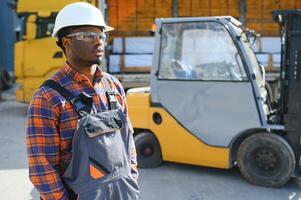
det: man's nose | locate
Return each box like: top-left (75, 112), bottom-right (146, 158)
top-left (92, 36), bottom-right (105, 46)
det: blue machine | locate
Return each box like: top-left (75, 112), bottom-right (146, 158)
top-left (0, 0), bottom-right (15, 89)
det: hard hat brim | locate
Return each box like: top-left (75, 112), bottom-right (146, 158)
top-left (104, 25), bottom-right (114, 32)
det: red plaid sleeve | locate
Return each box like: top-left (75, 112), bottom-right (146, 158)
top-left (26, 93), bottom-right (68, 200)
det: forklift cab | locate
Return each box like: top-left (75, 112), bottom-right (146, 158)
top-left (127, 15), bottom-right (300, 187)
top-left (151, 17), bottom-right (272, 146)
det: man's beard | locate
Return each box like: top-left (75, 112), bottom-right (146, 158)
top-left (87, 56), bottom-right (103, 66)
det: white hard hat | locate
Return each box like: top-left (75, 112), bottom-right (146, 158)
top-left (52, 2), bottom-right (113, 38)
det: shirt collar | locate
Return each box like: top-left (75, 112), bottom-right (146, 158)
top-left (62, 62), bottom-right (103, 83)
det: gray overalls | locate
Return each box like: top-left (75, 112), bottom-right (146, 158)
top-left (43, 77), bottom-right (139, 200)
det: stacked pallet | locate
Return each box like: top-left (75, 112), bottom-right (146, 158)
top-left (254, 37), bottom-right (281, 71)
top-left (108, 36), bottom-right (281, 74)
top-left (109, 37), bottom-right (153, 73)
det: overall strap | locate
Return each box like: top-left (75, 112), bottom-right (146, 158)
top-left (101, 76), bottom-right (118, 110)
top-left (42, 80), bottom-right (91, 117)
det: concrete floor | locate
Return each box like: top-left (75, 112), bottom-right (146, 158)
top-left (0, 88), bottom-right (300, 200)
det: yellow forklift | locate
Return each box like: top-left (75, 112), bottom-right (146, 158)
top-left (127, 11), bottom-right (301, 187)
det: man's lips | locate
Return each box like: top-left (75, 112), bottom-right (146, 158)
top-left (92, 46), bottom-right (103, 55)
top-left (92, 50), bottom-right (103, 56)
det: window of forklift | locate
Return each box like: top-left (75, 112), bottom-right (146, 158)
top-left (36, 14), bottom-right (56, 39)
top-left (158, 21), bottom-right (248, 81)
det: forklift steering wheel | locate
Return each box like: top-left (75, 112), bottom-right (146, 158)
top-left (171, 59), bottom-right (196, 79)
top-left (171, 59), bottom-right (186, 71)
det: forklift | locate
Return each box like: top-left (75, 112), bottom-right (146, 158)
top-left (126, 10), bottom-right (301, 187)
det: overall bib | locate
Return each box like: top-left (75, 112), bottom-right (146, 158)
top-left (43, 77), bottom-right (139, 200)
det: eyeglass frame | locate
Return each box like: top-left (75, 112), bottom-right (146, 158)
top-left (66, 31), bottom-right (107, 42)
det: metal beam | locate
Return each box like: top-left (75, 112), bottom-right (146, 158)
top-left (239, 0), bottom-right (246, 24)
top-left (172, 0), bottom-right (178, 17)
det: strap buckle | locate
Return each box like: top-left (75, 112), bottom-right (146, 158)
top-left (70, 92), bottom-right (93, 117)
top-left (106, 91), bottom-right (118, 110)
top-left (70, 96), bottom-right (88, 116)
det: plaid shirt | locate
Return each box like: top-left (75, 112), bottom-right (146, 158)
top-left (26, 63), bottom-right (138, 200)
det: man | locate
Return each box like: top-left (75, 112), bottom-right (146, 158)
top-left (26, 2), bottom-right (139, 200)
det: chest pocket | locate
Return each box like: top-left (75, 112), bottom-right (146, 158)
top-left (84, 110), bottom-right (124, 137)
top-left (82, 109), bottom-right (127, 177)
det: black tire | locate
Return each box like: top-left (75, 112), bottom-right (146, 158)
top-left (134, 131), bottom-right (162, 168)
top-left (0, 69), bottom-right (14, 90)
top-left (237, 133), bottom-right (295, 187)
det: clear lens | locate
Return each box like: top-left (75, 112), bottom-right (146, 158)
top-left (67, 32), bottom-right (106, 42)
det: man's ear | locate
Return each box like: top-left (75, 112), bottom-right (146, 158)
top-left (62, 36), bottom-right (71, 50)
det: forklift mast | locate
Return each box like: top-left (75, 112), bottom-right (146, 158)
top-left (273, 10), bottom-right (301, 169)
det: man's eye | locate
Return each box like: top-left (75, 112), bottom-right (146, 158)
top-left (85, 35), bottom-right (94, 40)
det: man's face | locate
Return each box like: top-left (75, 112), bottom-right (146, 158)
top-left (64, 26), bottom-right (105, 66)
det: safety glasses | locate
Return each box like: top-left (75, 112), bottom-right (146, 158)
top-left (67, 32), bottom-right (106, 42)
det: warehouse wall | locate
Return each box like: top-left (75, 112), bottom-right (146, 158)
top-left (177, 0), bottom-right (240, 18)
top-left (107, 0), bottom-right (301, 37)
top-left (108, 0), bottom-right (173, 37)
top-left (246, 0), bottom-right (301, 36)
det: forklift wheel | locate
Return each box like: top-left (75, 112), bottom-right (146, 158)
top-left (237, 133), bottom-right (295, 187)
top-left (134, 131), bottom-right (162, 169)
